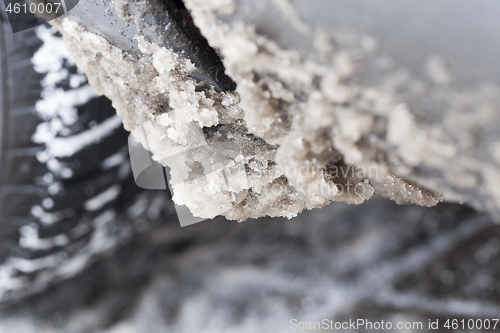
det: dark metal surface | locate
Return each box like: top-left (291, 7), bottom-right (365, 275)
top-left (66, 0), bottom-right (236, 92)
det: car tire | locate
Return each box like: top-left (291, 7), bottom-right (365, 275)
top-left (0, 13), bottom-right (158, 303)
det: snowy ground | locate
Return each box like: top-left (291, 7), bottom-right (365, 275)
top-left (0, 196), bottom-right (498, 332)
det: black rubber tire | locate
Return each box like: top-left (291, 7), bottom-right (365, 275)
top-left (0, 13), bottom-right (155, 303)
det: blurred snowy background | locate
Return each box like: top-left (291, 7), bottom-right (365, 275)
top-left (1, 195), bottom-right (498, 332)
